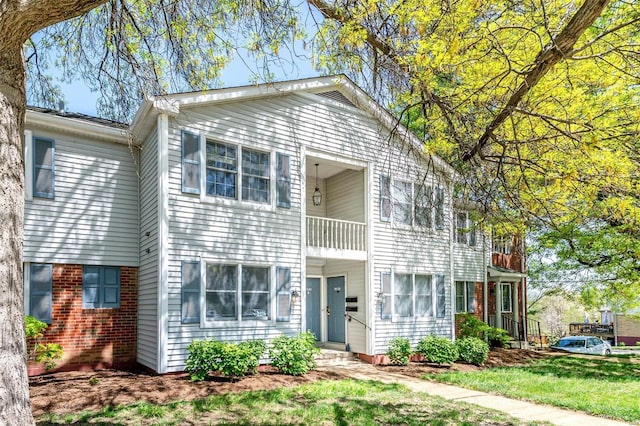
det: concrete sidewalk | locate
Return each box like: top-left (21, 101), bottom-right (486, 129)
top-left (316, 359), bottom-right (631, 426)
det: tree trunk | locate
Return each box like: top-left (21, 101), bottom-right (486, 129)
top-left (0, 44), bottom-right (33, 425)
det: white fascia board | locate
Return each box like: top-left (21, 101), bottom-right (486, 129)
top-left (159, 76), bottom-right (342, 107)
top-left (26, 110), bottom-right (130, 144)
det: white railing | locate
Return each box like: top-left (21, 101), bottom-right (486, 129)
top-left (307, 216), bottom-right (367, 252)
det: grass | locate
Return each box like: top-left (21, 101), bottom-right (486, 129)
top-left (426, 355), bottom-right (640, 423)
top-left (36, 379), bottom-right (549, 425)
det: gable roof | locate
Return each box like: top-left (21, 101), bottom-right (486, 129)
top-left (130, 74), bottom-right (456, 177)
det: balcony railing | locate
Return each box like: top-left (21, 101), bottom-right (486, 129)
top-left (569, 323), bottom-right (614, 336)
top-left (307, 216), bottom-right (366, 252)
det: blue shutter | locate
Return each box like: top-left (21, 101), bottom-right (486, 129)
top-left (182, 260), bottom-right (201, 323)
top-left (102, 267), bottom-right (121, 308)
top-left (33, 137), bottom-right (55, 199)
top-left (435, 187), bottom-right (445, 230)
top-left (276, 267), bottom-right (291, 322)
top-left (83, 266), bottom-right (120, 308)
top-left (380, 273), bottom-right (392, 319)
top-left (276, 153), bottom-right (291, 208)
top-left (380, 175), bottom-right (391, 222)
top-left (436, 275), bottom-right (446, 318)
top-left (182, 130), bottom-right (201, 194)
top-left (30, 264), bottom-right (52, 323)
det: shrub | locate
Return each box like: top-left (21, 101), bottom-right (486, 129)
top-left (455, 337), bottom-right (489, 366)
top-left (486, 327), bottom-right (511, 348)
top-left (416, 335), bottom-right (458, 365)
top-left (386, 337), bottom-right (412, 366)
top-left (457, 313), bottom-right (489, 339)
top-left (185, 338), bottom-right (266, 381)
top-left (25, 316), bottom-right (63, 371)
top-left (618, 341), bottom-right (626, 347)
top-left (269, 331), bottom-right (320, 376)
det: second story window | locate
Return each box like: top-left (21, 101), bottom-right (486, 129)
top-left (242, 149), bottom-right (270, 203)
top-left (493, 234), bottom-right (512, 254)
top-left (183, 131), bottom-right (290, 208)
top-left (380, 174), bottom-right (444, 229)
top-left (454, 211), bottom-right (477, 246)
top-left (206, 141), bottom-right (238, 199)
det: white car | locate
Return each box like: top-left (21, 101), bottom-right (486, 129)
top-left (552, 336), bottom-right (612, 355)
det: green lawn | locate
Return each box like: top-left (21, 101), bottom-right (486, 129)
top-left (37, 379), bottom-right (549, 425)
top-left (426, 355), bottom-right (640, 423)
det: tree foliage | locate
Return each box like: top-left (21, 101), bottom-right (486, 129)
top-left (309, 0), bottom-right (640, 304)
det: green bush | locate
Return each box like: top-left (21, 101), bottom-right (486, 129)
top-left (618, 341), bottom-right (626, 347)
top-left (486, 327), bottom-right (511, 348)
top-left (185, 338), bottom-right (266, 381)
top-left (269, 331), bottom-right (320, 376)
top-left (386, 337), bottom-right (412, 366)
top-left (457, 313), bottom-right (489, 339)
top-left (455, 337), bottom-right (489, 366)
top-left (25, 316), bottom-right (63, 371)
top-left (416, 335), bottom-right (458, 365)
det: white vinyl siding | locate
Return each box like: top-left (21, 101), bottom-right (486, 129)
top-left (137, 131), bottom-right (159, 371)
top-left (24, 129), bottom-right (139, 267)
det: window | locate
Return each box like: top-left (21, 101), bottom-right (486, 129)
top-left (276, 153), bottom-right (291, 208)
top-left (242, 148), bottom-right (270, 203)
top-left (205, 264), bottom-right (276, 322)
top-left (501, 283), bottom-right (512, 312)
top-left (34, 137), bottom-right (55, 198)
top-left (181, 261), bottom-right (201, 323)
top-left (454, 211), bottom-right (477, 246)
top-left (206, 264), bottom-right (238, 320)
top-left (30, 264), bottom-right (52, 323)
top-left (415, 275), bottom-right (433, 316)
top-left (181, 131), bottom-right (201, 194)
top-left (242, 266), bottom-right (270, 318)
top-left (394, 274), bottom-right (413, 317)
top-left (455, 281), bottom-right (476, 313)
top-left (83, 266), bottom-right (120, 309)
top-left (379, 175), bottom-right (442, 228)
top-left (206, 141), bottom-right (237, 198)
top-left (493, 235), bottom-right (512, 254)
top-left (382, 273), bottom-right (444, 320)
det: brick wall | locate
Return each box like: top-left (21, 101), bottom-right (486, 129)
top-left (28, 264), bottom-right (138, 375)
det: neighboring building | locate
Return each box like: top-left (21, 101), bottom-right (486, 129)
top-left (570, 308), bottom-right (639, 346)
top-left (23, 75), bottom-right (530, 374)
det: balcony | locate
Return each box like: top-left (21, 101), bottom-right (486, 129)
top-left (306, 216), bottom-right (367, 260)
top-left (569, 322), bottom-right (614, 337)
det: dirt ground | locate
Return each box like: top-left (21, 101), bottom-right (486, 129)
top-left (30, 348), bottom-right (552, 417)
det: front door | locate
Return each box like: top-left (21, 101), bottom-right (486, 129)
top-left (327, 276), bottom-right (345, 343)
top-left (305, 278), bottom-right (321, 341)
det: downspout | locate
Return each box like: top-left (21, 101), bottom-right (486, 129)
top-left (449, 184), bottom-right (455, 341)
top-left (483, 232), bottom-right (488, 324)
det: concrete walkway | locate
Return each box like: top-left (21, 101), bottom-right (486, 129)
top-left (316, 359), bottom-right (632, 426)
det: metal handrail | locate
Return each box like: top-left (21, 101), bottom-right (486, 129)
top-left (345, 313), bottom-right (371, 330)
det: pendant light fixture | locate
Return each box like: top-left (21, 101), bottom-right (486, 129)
top-left (313, 163), bottom-right (322, 206)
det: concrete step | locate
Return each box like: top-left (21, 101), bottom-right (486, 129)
top-left (315, 348), bottom-right (357, 366)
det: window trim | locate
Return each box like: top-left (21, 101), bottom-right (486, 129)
top-left (379, 175), bottom-right (441, 229)
top-left (202, 262), bottom-right (278, 327)
top-left (455, 281), bottom-right (476, 314)
top-left (500, 283), bottom-right (512, 313)
top-left (197, 136), bottom-right (279, 209)
top-left (383, 271), bottom-right (445, 321)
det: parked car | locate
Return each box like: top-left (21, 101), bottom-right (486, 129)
top-left (552, 336), bottom-right (612, 355)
